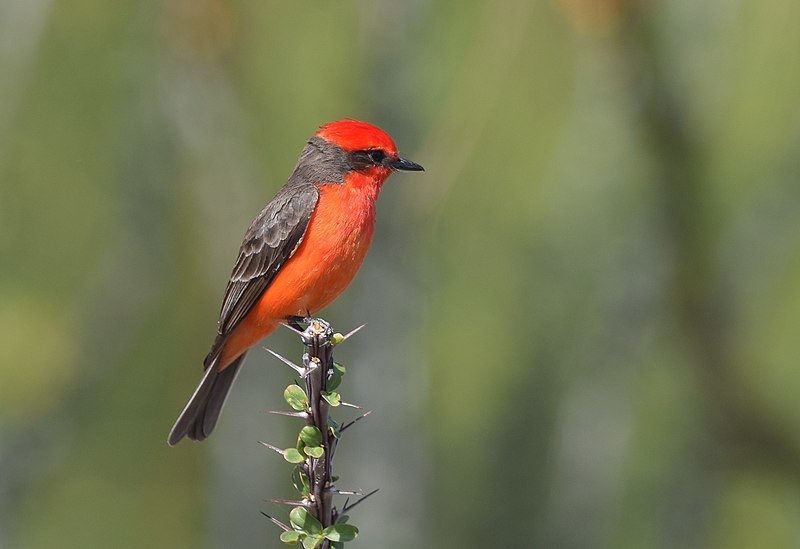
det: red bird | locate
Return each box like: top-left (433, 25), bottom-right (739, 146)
top-left (168, 120), bottom-right (423, 445)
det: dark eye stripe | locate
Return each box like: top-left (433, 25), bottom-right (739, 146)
top-left (367, 149), bottom-right (386, 163)
top-left (349, 149), bottom-right (388, 171)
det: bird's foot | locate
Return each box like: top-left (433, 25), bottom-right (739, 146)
top-left (287, 316), bottom-right (307, 331)
top-left (287, 312), bottom-right (316, 331)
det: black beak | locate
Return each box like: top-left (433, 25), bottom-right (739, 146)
top-left (388, 156), bottom-right (424, 172)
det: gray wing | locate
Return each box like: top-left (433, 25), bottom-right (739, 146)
top-left (212, 182), bottom-right (319, 352)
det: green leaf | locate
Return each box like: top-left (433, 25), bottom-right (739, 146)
top-left (284, 448), bottom-right (306, 464)
top-left (304, 445), bottom-right (324, 458)
top-left (328, 418), bottom-right (341, 439)
top-left (328, 416), bottom-right (342, 438)
top-left (330, 333), bottom-right (344, 346)
top-left (302, 534), bottom-right (322, 549)
top-left (322, 524), bottom-right (359, 542)
top-left (280, 530), bottom-right (302, 544)
top-left (299, 425), bottom-right (322, 447)
top-left (326, 362), bottom-right (346, 390)
top-left (284, 385), bottom-right (309, 411)
top-left (321, 391), bottom-right (341, 407)
top-left (326, 377), bottom-right (340, 392)
top-left (336, 514), bottom-right (349, 524)
top-left (292, 466), bottom-right (310, 497)
top-left (289, 507), bottom-right (323, 535)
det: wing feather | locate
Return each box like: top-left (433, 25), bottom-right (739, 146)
top-left (214, 183), bottom-right (319, 349)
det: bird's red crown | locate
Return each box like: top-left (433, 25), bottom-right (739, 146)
top-left (316, 119), bottom-right (399, 156)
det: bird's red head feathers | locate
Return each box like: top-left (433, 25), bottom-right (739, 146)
top-left (316, 119), bottom-right (399, 156)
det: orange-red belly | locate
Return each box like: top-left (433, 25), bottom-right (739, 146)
top-left (219, 183), bottom-right (377, 369)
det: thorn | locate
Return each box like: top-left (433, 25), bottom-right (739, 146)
top-left (260, 512), bottom-right (290, 531)
top-left (340, 401), bottom-right (362, 409)
top-left (333, 489), bottom-right (363, 496)
top-left (258, 441), bottom-right (285, 456)
top-left (342, 488), bottom-right (379, 514)
top-left (264, 348), bottom-right (306, 376)
top-left (270, 498), bottom-right (309, 506)
top-left (340, 410), bottom-right (372, 432)
top-left (268, 410), bottom-right (309, 419)
top-left (340, 323), bottom-right (367, 342)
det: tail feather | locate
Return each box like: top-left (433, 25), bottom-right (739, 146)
top-left (168, 353), bottom-right (247, 445)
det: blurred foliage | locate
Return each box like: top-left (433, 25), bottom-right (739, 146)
top-left (1, 0), bottom-right (800, 548)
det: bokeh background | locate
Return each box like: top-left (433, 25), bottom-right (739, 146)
top-left (2, 0), bottom-right (800, 547)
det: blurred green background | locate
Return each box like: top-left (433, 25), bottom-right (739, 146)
top-left (2, 0), bottom-right (800, 547)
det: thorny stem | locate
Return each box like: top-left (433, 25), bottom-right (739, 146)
top-left (267, 318), bottom-right (368, 548)
top-left (301, 319), bottom-right (339, 545)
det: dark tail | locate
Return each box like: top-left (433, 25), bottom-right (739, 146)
top-left (167, 353), bottom-right (247, 445)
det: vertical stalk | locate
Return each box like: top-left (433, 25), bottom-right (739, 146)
top-left (264, 319), bottom-right (366, 548)
top-left (301, 319), bottom-right (337, 536)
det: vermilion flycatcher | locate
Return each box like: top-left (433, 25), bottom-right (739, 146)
top-left (168, 120), bottom-right (423, 445)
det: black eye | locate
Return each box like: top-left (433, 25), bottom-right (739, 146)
top-left (367, 149), bottom-right (386, 164)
